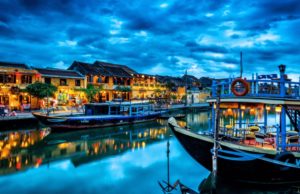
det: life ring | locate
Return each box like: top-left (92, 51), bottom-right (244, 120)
top-left (274, 152), bottom-right (296, 171)
top-left (231, 78), bottom-right (249, 96)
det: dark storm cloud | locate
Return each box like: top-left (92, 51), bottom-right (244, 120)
top-left (186, 41), bottom-right (229, 54)
top-left (231, 0), bottom-right (300, 33)
top-left (0, 0), bottom-right (299, 79)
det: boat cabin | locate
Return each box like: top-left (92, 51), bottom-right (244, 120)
top-left (208, 65), bottom-right (300, 152)
top-left (84, 100), bottom-right (154, 116)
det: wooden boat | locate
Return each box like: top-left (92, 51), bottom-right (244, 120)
top-left (169, 65), bottom-right (300, 184)
top-left (33, 101), bottom-right (165, 131)
top-left (159, 114), bottom-right (186, 119)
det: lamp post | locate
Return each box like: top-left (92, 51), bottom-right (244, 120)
top-left (278, 64), bottom-right (286, 97)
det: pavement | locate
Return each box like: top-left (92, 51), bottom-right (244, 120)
top-left (0, 108), bottom-right (84, 121)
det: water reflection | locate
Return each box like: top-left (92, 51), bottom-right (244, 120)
top-left (0, 109), bottom-right (295, 194)
top-left (0, 122), bottom-right (171, 175)
top-left (0, 128), bottom-right (50, 173)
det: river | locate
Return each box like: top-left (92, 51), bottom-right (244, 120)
top-left (0, 109), bottom-right (296, 193)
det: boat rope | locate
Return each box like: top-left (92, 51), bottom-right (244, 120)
top-left (214, 140), bottom-right (300, 169)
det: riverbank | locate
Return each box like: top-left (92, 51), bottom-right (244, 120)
top-left (0, 102), bottom-right (210, 130)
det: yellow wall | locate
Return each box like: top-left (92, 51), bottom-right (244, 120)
top-left (132, 76), bottom-right (167, 99)
top-left (41, 76), bottom-right (86, 105)
top-left (0, 67), bottom-right (39, 110)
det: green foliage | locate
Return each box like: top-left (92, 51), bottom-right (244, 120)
top-left (154, 88), bottom-right (161, 93)
top-left (78, 84), bottom-right (103, 102)
top-left (115, 86), bottom-right (131, 92)
top-left (25, 82), bottom-right (57, 99)
top-left (170, 94), bottom-right (177, 100)
top-left (166, 81), bottom-right (176, 90)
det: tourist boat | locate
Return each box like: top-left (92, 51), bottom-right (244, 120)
top-left (33, 100), bottom-right (165, 130)
top-left (168, 65), bottom-right (300, 184)
top-left (159, 114), bottom-right (186, 119)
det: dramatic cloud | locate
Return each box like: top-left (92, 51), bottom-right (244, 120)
top-left (0, 0), bottom-right (299, 79)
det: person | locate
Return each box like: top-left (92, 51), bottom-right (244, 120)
top-left (20, 103), bottom-right (24, 112)
top-left (39, 99), bottom-right (45, 109)
top-left (52, 98), bottom-right (58, 111)
top-left (8, 111), bottom-right (17, 116)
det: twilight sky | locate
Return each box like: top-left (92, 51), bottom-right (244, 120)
top-left (0, 0), bottom-right (300, 79)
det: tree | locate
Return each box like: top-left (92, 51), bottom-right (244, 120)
top-left (154, 88), bottom-right (161, 95)
top-left (171, 94), bottom-right (177, 100)
top-left (26, 82), bottom-right (57, 99)
top-left (115, 85), bottom-right (132, 92)
top-left (165, 81), bottom-right (176, 90)
top-left (78, 84), bottom-right (103, 102)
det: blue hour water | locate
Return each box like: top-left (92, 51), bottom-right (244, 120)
top-left (0, 109), bottom-right (296, 193)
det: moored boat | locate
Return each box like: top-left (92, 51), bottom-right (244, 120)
top-left (159, 114), bottom-right (186, 119)
top-left (33, 100), bottom-right (165, 131)
top-left (169, 65), bottom-right (300, 184)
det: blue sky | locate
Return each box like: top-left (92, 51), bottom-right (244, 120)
top-left (0, 0), bottom-right (300, 79)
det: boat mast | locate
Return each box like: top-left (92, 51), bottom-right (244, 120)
top-left (185, 69), bottom-right (188, 106)
top-left (212, 86), bottom-right (221, 191)
top-left (240, 51), bottom-right (243, 78)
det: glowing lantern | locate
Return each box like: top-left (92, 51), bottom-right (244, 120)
top-left (275, 106), bottom-right (282, 113)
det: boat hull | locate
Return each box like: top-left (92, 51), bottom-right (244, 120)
top-left (33, 112), bottom-right (162, 131)
top-left (168, 120), bottom-right (300, 184)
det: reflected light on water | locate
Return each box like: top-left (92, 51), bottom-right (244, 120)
top-left (2, 109), bottom-right (289, 193)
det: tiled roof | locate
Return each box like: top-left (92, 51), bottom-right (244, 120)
top-left (0, 61), bottom-right (29, 69)
top-left (69, 61), bottom-right (135, 78)
top-left (156, 75), bottom-right (185, 86)
top-left (35, 68), bottom-right (84, 78)
top-left (68, 61), bottom-right (100, 75)
top-left (94, 61), bottom-right (137, 75)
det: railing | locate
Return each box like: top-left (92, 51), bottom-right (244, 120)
top-left (212, 77), bottom-right (300, 99)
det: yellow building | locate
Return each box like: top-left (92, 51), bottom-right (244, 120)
top-left (35, 68), bottom-right (86, 106)
top-left (0, 61), bottom-right (40, 110)
top-left (131, 74), bottom-right (167, 99)
top-left (69, 61), bottom-right (134, 102)
top-left (156, 75), bottom-right (187, 103)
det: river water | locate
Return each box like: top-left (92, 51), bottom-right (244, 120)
top-left (0, 109), bottom-right (296, 194)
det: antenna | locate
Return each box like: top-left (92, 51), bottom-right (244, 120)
top-left (240, 52), bottom-right (243, 78)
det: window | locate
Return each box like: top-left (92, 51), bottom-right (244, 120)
top-left (21, 75), bottom-right (32, 84)
top-left (60, 79), bottom-right (67, 86)
top-left (45, 77), bottom-right (51, 84)
top-left (0, 74), bottom-right (16, 83)
top-left (104, 76), bottom-right (109, 83)
top-left (75, 79), bottom-right (81, 86)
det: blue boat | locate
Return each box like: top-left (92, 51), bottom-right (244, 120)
top-left (169, 65), bottom-right (300, 184)
top-left (33, 101), bottom-right (165, 131)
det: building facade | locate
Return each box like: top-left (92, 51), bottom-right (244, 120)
top-left (69, 61), bottom-right (134, 102)
top-left (0, 62), bottom-right (40, 110)
top-left (131, 74), bottom-right (167, 99)
top-left (35, 68), bottom-right (86, 106)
